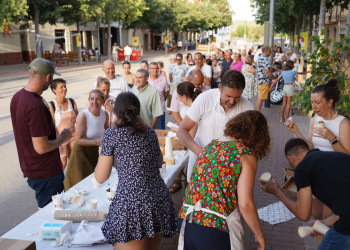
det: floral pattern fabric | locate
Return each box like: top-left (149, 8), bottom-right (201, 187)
top-left (242, 64), bottom-right (257, 100)
top-left (179, 140), bottom-right (254, 233)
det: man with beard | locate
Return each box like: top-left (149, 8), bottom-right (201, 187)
top-left (10, 58), bottom-right (72, 208)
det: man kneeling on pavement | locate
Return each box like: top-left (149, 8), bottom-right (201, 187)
top-left (260, 138), bottom-right (350, 250)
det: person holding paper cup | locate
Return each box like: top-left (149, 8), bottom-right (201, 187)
top-left (285, 78), bottom-right (350, 243)
top-left (260, 138), bottom-right (350, 249)
top-left (178, 111), bottom-right (270, 250)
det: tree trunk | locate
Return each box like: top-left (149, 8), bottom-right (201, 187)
top-left (308, 14), bottom-right (313, 53)
top-left (319, 0), bottom-right (326, 36)
top-left (33, 2), bottom-right (40, 58)
top-left (296, 19), bottom-right (301, 52)
top-left (77, 22), bottom-right (82, 66)
top-left (107, 22), bottom-right (111, 60)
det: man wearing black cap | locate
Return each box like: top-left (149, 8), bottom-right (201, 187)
top-left (10, 58), bottom-right (72, 209)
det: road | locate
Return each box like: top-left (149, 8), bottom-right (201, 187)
top-left (0, 53), bottom-right (172, 235)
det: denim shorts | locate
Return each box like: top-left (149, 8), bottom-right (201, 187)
top-left (318, 226), bottom-right (350, 250)
top-left (27, 172), bottom-right (64, 208)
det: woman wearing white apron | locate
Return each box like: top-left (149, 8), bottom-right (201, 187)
top-left (178, 111), bottom-right (270, 250)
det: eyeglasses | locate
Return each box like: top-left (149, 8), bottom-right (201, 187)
top-left (189, 64), bottom-right (194, 66)
top-left (149, 68), bottom-right (159, 70)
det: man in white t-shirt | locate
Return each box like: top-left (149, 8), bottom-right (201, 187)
top-left (93, 60), bottom-right (130, 100)
top-left (184, 52), bottom-right (212, 87)
top-left (177, 70), bottom-right (254, 182)
top-left (177, 40), bottom-right (183, 52)
top-left (123, 44), bottom-right (132, 62)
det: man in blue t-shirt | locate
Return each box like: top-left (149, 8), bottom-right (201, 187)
top-left (260, 138), bottom-right (350, 249)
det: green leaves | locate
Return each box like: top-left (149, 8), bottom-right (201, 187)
top-left (0, 0), bottom-right (27, 29)
top-left (293, 28), bottom-right (350, 118)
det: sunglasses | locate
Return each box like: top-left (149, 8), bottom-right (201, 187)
top-left (189, 64), bottom-right (194, 66)
top-left (176, 59), bottom-right (182, 61)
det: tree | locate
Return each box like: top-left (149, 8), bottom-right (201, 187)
top-left (233, 24), bottom-right (249, 38)
top-left (60, 0), bottom-right (103, 65)
top-left (0, 0), bottom-right (27, 30)
top-left (102, 0), bottom-right (146, 60)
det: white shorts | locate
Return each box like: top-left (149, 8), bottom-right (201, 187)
top-left (283, 84), bottom-right (295, 97)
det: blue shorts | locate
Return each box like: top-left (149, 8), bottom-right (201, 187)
top-left (178, 218), bottom-right (230, 250)
top-left (318, 227), bottom-right (350, 250)
top-left (27, 172), bottom-right (64, 208)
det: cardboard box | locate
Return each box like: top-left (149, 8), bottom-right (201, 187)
top-left (0, 238), bottom-right (36, 250)
top-left (155, 129), bottom-right (185, 151)
top-left (282, 177), bottom-right (297, 197)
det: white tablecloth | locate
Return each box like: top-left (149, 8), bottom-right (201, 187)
top-left (1, 150), bottom-right (188, 249)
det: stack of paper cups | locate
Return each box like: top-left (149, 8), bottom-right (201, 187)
top-left (312, 220), bottom-right (330, 235)
top-left (298, 226), bottom-right (313, 238)
top-left (165, 136), bottom-right (174, 158)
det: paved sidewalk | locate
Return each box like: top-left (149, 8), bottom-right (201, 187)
top-left (160, 102), bottom-right (311, 250)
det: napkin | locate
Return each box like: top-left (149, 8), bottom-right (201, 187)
top-left (68, 220), bottom-right (105, 247)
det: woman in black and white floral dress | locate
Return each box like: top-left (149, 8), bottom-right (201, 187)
top-left (94, 92), bottom-right (177, 249)
top-left (242, 56), bottom-right (257, 100)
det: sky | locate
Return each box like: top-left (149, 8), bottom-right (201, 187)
top-left (228, 0), bottom-right (256, 21)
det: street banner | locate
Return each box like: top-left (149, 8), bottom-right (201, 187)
top-left (300, 32), bottom-right (308, 50)
top-left (164, 36), bottom-right (169, 45)
top-left (76, 34), bottom-right (81, 47)
top-left (132, 37), bottom-right (139, 46)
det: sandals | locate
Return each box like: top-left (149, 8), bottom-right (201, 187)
top-left (280, 118), bottom-right (285, 123)
top-left (169, 180), bottom-right (182, 194)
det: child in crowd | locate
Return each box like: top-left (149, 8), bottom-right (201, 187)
top-left (270, 60), bottom-right (298, 123)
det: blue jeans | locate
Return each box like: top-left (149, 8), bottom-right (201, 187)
top-left (27, 172), bottom-right (64, 208)
top-left (157, 112), bottom-right (165, 129)
top-left (318, 227), bottom-right (350, 250)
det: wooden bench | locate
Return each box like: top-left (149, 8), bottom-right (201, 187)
top-left (52, 54), bottom-right (73, 66)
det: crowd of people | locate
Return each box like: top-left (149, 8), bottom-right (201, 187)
top-left (9, 40), bottom-right (350, 249)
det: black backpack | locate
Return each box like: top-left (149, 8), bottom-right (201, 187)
top-left (50, 98), bottom-right (75, 112)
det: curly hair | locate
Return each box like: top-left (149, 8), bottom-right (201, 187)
top-left (224, 110), bottom-right (270, 159)
top-left (114, 92), bottom-right (147, 136)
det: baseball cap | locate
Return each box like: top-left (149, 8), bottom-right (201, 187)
top-left (28, 58), bottom-right (61, 76)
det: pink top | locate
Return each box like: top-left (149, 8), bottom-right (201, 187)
top-left (230, 60), bottom-right (244, 72)
top-left (170, 85), bottom-right (209, 113)
top-left (148, 75), bottom-right (169, 112)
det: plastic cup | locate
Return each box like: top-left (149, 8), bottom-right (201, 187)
top-left (91, 177), bottom-right (100, 189)
top-left (298, 226), bottom-right (313, 238)
top-left (312, 220), bottom-right (329, 235)
top-left (106, 187), bottom-right (116, 202)
top-left (52, 194), bottom-right (63, 210)
top-left (86, 199), bottom-right (97, 209)
top-left (260, 172), bottom-right (271, 181)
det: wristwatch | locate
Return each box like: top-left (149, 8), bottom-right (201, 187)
top-left (329, 138), bottom-right (338, 145)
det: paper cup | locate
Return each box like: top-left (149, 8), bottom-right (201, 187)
top-left (314, 122), bottom-right (325, 129)
top-left (52, 194), bottom-right (63, 210)
top-left (87, 199), bottom-right (98, 209)
top-left (91, 177), bottom-right (100, 189)
top-left (106, 187), bottom-right (116, 202)
top-left (260, 172), bottom-right (271, 181)
top-left (312, 220), bottom-right (329, 235)
top-left (298, 226), bottom-right (313, 238)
